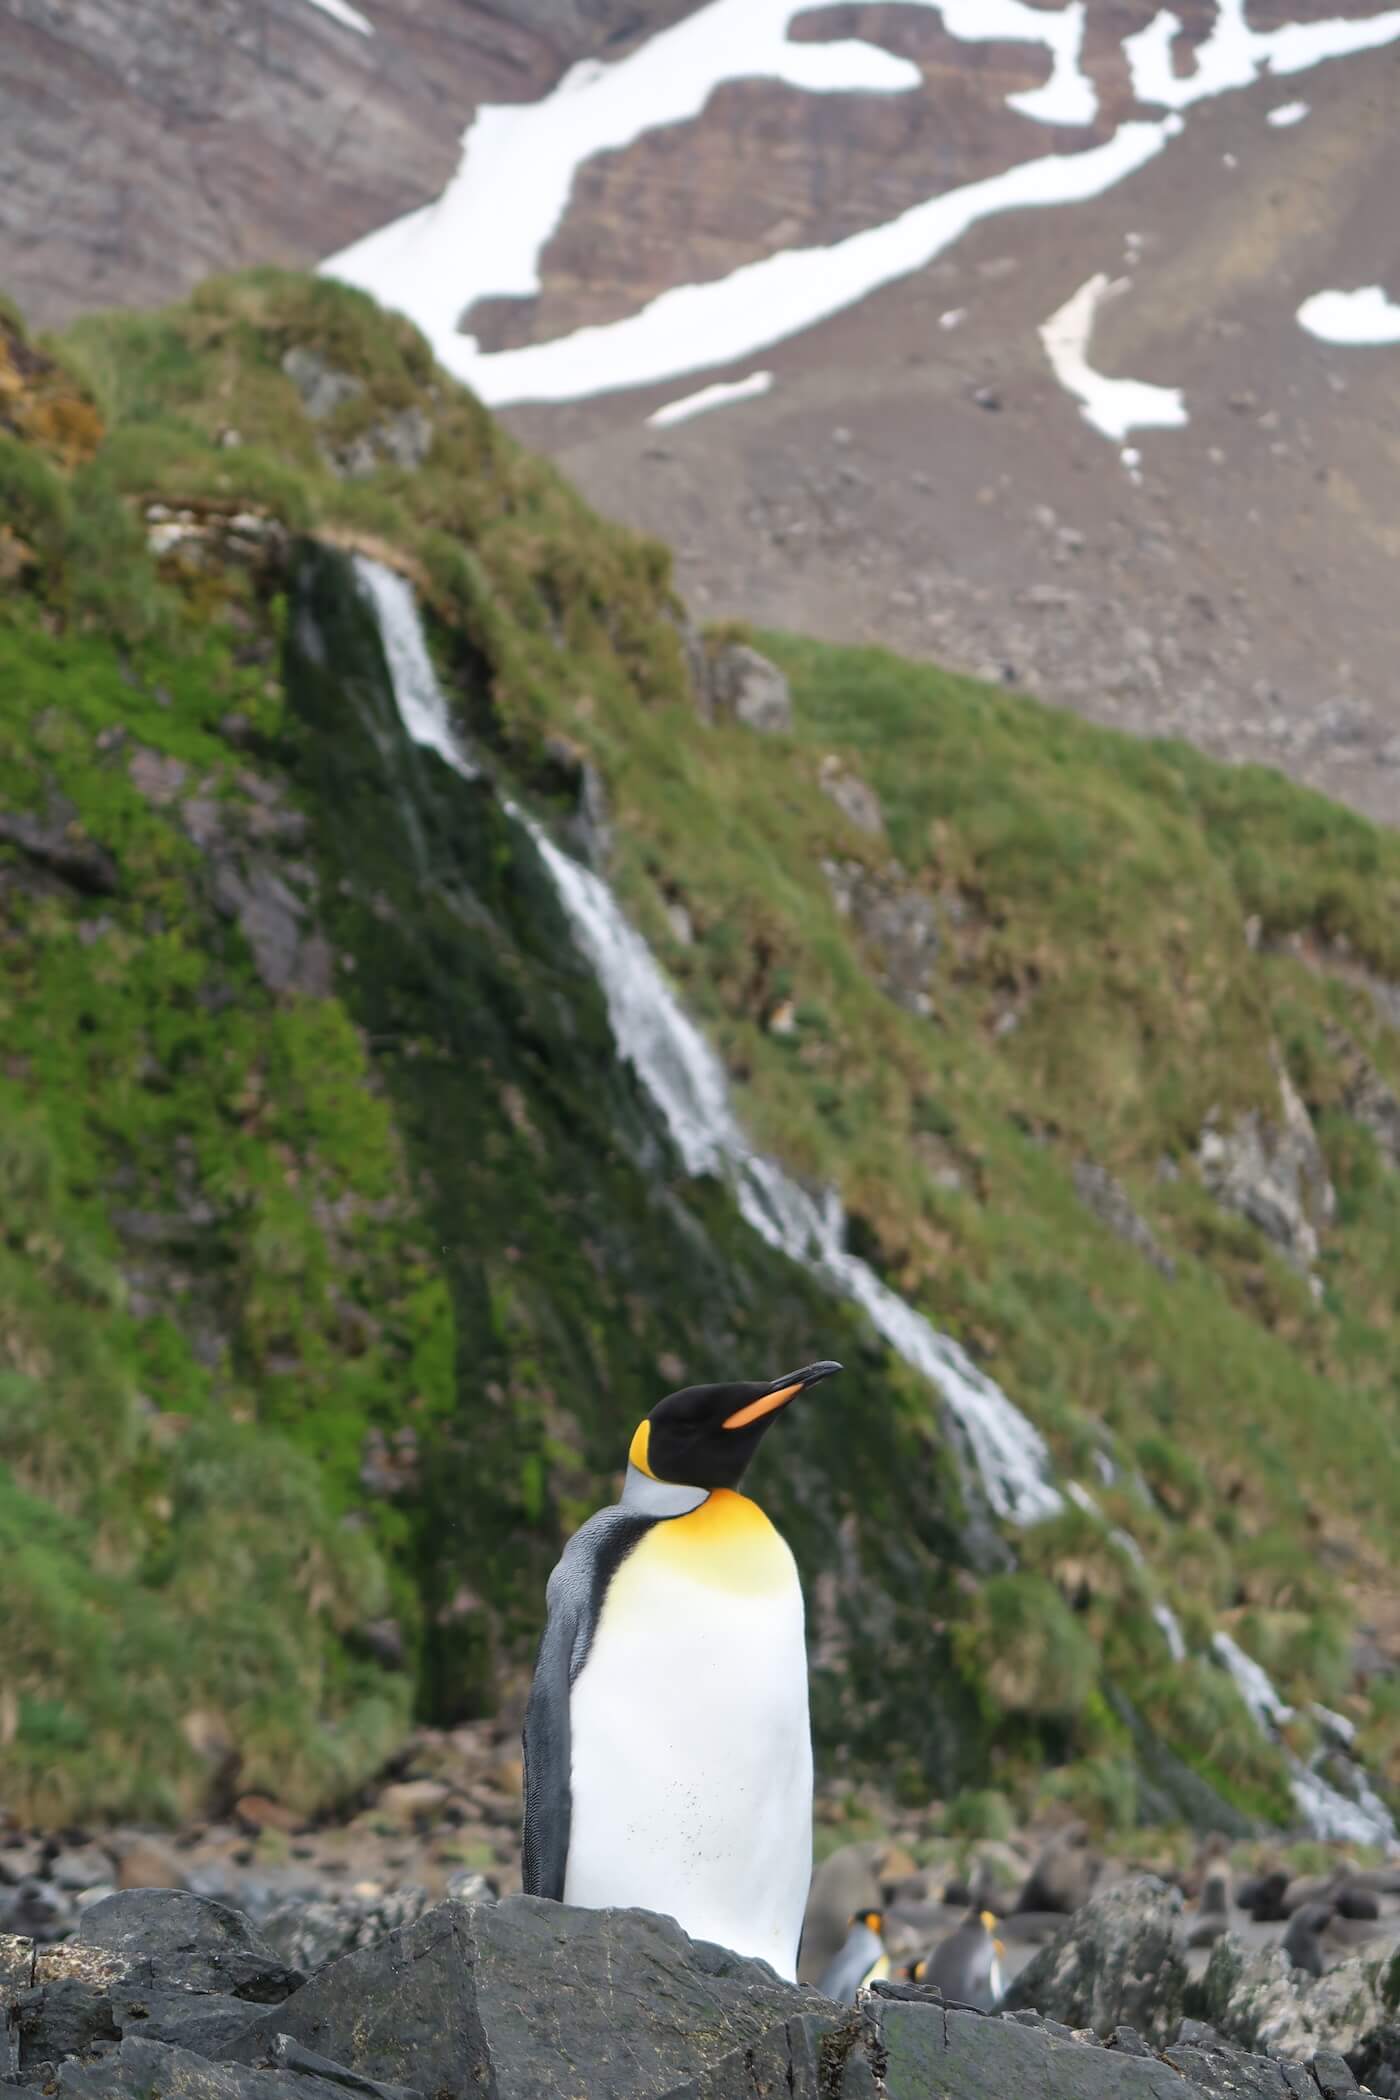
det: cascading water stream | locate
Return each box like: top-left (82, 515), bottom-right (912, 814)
top-left (353, 554), bottom-right (1397, 1844)
top-left (351, 555), bottom-right (1059, 1525)
top-left (1212, 1632), bottom-right (1396, 1848)
top-left (1066, 1483), bottom-right (1185, 1660)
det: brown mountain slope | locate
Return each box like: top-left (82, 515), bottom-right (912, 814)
top-left (0, 0), bottom-right (694, 330)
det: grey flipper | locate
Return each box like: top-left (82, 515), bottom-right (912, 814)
top-left (520, 1506), bottom-right (655, 1899)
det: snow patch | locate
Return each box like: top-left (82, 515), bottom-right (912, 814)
top-left (1298, 285), bottom-right (1400, 345)
top-left (1125, 1), bottom-right (1400, 111)
top-left (1039, 273), bottom-right (1188, 453)
top-left (1267, 99), bottom-right (1309, 125)
top-left (934, 0), bottom-right (1097, 126)
top-left (301, 0), bottom-right (372, 32)
top-left (412, 123), bottom-right (1170, 406)
top-left (646, 371), bottom-right (773, 427)
top-left (323, 0), bottom-right (1109, 404)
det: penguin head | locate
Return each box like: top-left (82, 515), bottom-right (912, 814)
top-left (630, 1360), bottom-right (842, 1490)
top-left (852, 1908), bottom-right (884, 1936)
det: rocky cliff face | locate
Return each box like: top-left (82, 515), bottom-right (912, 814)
top-left (0, 0), bottom-right (694, 331)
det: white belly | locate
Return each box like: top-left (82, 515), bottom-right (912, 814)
top-left (564, 1510), bottom-right (812, 1980)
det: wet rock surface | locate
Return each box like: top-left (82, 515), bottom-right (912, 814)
top-left (1, 1887), bottom-right (1381, 2100)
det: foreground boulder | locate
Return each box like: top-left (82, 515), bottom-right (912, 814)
top-left (225, 1897), bottom-right (812, 2100)
top-left (0, 1886), bottom-right (1382, 2100)
top-left (1200, 1935), bottom-right (1400, 2092)
top-left (1002, 1877), bottom-right (1188, 2044)
top-left (8, 1891), bottom-right (303, 2079)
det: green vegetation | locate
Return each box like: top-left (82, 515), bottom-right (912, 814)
top-left (1, 273), bottom-right (1398, 1832)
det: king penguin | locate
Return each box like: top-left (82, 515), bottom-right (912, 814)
top-left (818, 1910), bottom-right (890, 2004)
top-left (918, 1908), bottom-right (1005, 2011)
top-left (521, 1359), bottom-right (842, 1981)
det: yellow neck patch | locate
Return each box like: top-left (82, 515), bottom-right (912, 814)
top-left (628, 1419), bottom-right (654, 1478)
top-left (646, 1488), bottom-right (795, 1596)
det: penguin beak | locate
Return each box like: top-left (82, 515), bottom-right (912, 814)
top-left (722, 1360), bottom-right (842, 1430)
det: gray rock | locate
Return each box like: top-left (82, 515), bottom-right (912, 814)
top-left (208, 858), bottom-right (334, 996)
top-left (0, 1845), bottom-right (45, 1889)
top-left (857, 1990), bottom-right (1330, 2100)
top-left (58, 2035), bottom-right (421, 2100)
top-left (50, 1853), bottom-right (117, 1898)
top-left (1328, 1029), bottom-right (1400, 1174)
top-left (1197, 1066), bottom-right (1334, 1275)
top-left (822, 859), bottom-right (938, 1016)
top-left (258, 1890), bottom-right (434, 1978)
top-left (281, 350), bottom-right (365, 424)
top-left (818, 757), bottom-right (885, 837)
top-left (5, 1893), bottom-right (1379, 2100)
top-left (280, 349), bottom-right (435, 478)
top-left (1199, 1934), bottom-right (1396, 2076)
top-left (0, 802), bottom-right (119, 897)
top-left (1073, 1161), bottom-right (1175, 1278)
top-left (653, 2010), bottom-right (851, 2100)
top-left (226, 1897), bottom-right (817, 2098)
top-left (708, 644), bottom-right (793, 734)
top-left (7, 1895), bottom-right (301, 2084)
top-left (78, 1891), bottom-right (297, 2005)
top-left (2, 1880), bottom-right (77, 1944)
top-left (1002, 1877), bottom-right (1188, 2044)
top-left (366, 407), bottom-right (435, 474)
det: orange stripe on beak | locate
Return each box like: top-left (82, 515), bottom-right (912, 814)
top-left (722, 1381), bottom-right (801, 1430)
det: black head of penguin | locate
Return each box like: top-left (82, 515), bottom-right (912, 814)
top-left (631, 1361), bottom-right (842, 1490)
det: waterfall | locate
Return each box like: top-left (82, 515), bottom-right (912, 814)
top-left (1212, 1631), bottom-right (1396, 1848)
top-left (352, 554), bottom-right (1061, 1525)
top-left (1066, 1482), bottom-right (1185, 1659)
top-left (352, 558), bottom-right (479, 782)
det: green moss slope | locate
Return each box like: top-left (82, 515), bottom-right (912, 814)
top-left (2, 274), bottom-right (1398, 1831)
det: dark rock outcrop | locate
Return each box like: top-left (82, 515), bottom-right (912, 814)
top-left (686, 635), bottom-right (793, 734)
top-left (9, 1893), bottom-right (302, 2086)
top-left (1002, 1878), bottom-right (1188, 2045)
top-left (2, 1887), bottom-right (1381, 2100)
top-left (1073, 1161), bottom-right (1176, 1280)
top-left (1196, 1069), bottom-right (1335, 1278)
top-left (225, 1897), bottom-right (810, 2099)
top-left (1199, 1932), bottom-right (1400, 2087)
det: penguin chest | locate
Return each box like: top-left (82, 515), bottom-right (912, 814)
top-left (565, 1492), bottom-right (812, 1977)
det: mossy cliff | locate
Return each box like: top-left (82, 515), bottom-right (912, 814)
top-left (2, 276), bottom-right (1399, 1834)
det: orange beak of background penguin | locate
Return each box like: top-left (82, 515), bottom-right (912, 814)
top-left (722, 1360), bottom-right (843, 1430)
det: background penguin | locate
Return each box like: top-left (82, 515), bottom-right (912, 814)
top-left (521, 1360), bottom-right (841, 1982)
top-left (920, 1908), bottom-right (1005, 2011)
top-left (1282, 1901), bottom-right (1333, 1977)
top-left (818, 1909), bottom-right (889, 2004)
top-left (800, 1840), bottom-right (902, 1986)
